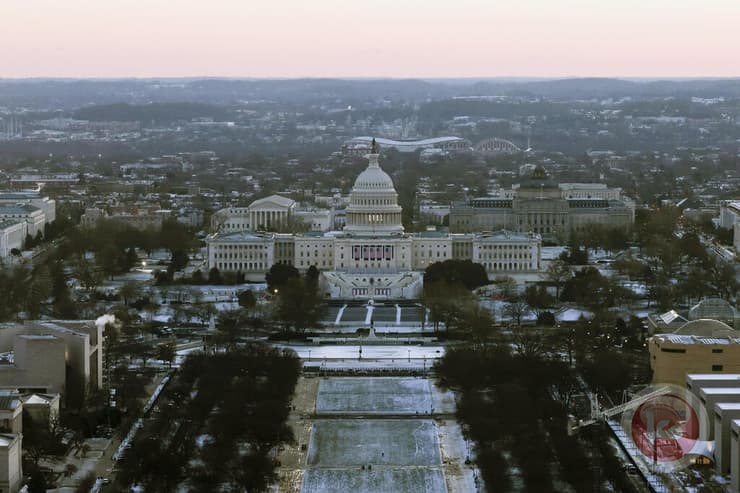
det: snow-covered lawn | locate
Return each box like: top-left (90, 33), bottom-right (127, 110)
top-left (307, 419), bottom-right (441, 467)
top-left (315, 377), bottom-right (455, 415)
top-left (301, 468), bottom-right (447, 493)
top-left (297, 376), bottom-right (470, 493)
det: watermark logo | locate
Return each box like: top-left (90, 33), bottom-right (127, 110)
top-left (620, 384), bottom-right (711, 472)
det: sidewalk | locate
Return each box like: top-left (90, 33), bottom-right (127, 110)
top-left (46, 371), bottom-right (169, 492)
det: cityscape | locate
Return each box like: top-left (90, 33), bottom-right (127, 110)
top-left (1, 1), bottom-right (740, 493)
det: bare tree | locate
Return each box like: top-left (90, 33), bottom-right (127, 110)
top-left (504, 296), bottom-right (530, 327)
top-left (210, 210), bottom-right (228, 233)
top-left (545, 259), bottom-right (571, 299)
top-left (512, 327), bottom-right (547, 359)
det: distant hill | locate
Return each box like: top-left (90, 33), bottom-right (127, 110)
top-left (0, 77), bottom-right (738, 110)
top-left (73, 102), bottom-right (232, 123)
top-left (464, 77), bottom-right (740, 99)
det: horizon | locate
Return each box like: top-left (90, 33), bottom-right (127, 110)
top-left (1, 76), bottom-right (739, 82)
top-left (3, 0), bottom-right (740, 78)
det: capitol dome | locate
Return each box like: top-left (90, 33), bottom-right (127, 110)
top-left (352, 154), bottom-right (396, 192)
top-left (344, 148), bottom-right (404, 235)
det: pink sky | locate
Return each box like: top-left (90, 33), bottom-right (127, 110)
top-left (2, 0), bottom-right (739, 78)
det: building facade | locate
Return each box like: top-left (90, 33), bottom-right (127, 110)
top-left (450, 167), bottom-right (635, 241)
top-left (207, 149), bottom-right (542, 299)
top-left (719, 201), bottom-right (740, 253)
top-left (0, 205), bottom-right (45, 237)
top-left (211, 195), bottom-right (297, 233)
top-left (719, 200), bottom-right (740, 229)
top-left (649, 319), bottom-right (740, 385)
top-left (0, 320), bottom-right (104, 403)
top-left (0, 193), bottom-right (55, 224)
top-left (0, 221), bottom-right (26, 258)
top-left (0, 433), bottom-right (21, 493)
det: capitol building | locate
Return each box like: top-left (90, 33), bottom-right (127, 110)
top-left (206, 146), bottom-right (542, 299)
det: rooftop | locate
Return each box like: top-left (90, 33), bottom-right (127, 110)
top-left (348, 136), bottom-right (467, 147)
top-left (0, 394), bottom-right (19, 411)
top-left (22, 394), bottom-right (57, 405)
top-left (0, 434), bottom-right (18, 447)
top-left (655, 334), bottom-right (740, 345)
top-left (0, 219), bottom-right (23, 230)
top-left (688, 374), bottom-right (740, 381)
top-left (673, 318), bottom-right (736, 337)
top-left (210, 231), bottom-right (274, 242)
top-left (714, 402), bottom-right (740, 411)
top-left (700, 388), bottom-right (740, 396)
top-left (249, 194), bottom-right (296, 209)
top-left (0, 204), bottom-right (41, 215)
top-left (0, 192), bottom-right (42, 200)
top-left (476, 230), bottom-right (539, 241)
top-left (19, 334), bottom-right (58, 340)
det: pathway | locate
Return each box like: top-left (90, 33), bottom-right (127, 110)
top-left (334, 304), bottom-right (347, 324)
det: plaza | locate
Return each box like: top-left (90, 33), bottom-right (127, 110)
top-left (289, 374), bottom-right (475, 493)
top-left (300, 380), bottom-right (450, 493)
top-left (315, 377), bottom-right (454, 415)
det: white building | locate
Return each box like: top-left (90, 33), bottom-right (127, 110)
top-left (213, 197), bottom-right (334, 233)
top-left (418, 204), bottom-right (450, 225)
top-left (683, 374), bottom-right (740, 486)
top-left (718, 201), bottom-right (740, 253)
top-left (731, 419), bottom-right (740, 492)
top-left (714, 402), bottom-right (740, 474)
top-left (0, 221), bottom-right (26, 258)
top-left (0, 205), bottom-right (45, 237)
top-left (207, 147), bottom-right (541, 299)
top-left (294, 208), bottom-right (333, 232)
top-left (211, 195), bottom-right (297, 232)
top-left (0, 193), bottom-right (55, 224)
top-left (719, 201), bottom-right (740, 229)
top-left (0, 433), bottom-right (21, 493)
top-left (472, 230), bottom-right (542, 272)
top-left (20, 393), bottom-right (60, 427)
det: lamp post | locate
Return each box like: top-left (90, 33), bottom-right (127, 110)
top-left (308, 349), bottom-right (311, 362)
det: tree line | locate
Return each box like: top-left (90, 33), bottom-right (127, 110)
top-left (115, 344), bottom-right (300, 492)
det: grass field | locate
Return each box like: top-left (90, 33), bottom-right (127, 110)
top-left (307, 419), bottom-right (441, 467)
top-left (316, 377), bottom-right (455, 415)
top-left (301, 468), bottom-right (447, 493)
